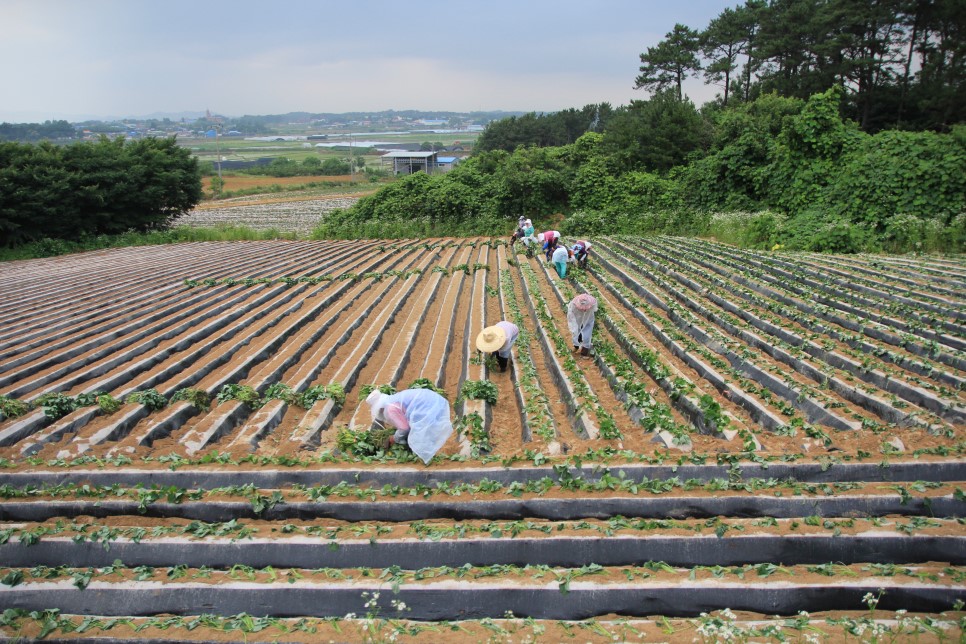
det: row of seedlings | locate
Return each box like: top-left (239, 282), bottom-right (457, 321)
top-left (249, 240), bottom-right (452, 456)
top-left (1, 457), bottom-right (963, 621)
top-left (0, 240), bottom-right (407, 460)
top-left (538, 257), bottom-right (756, 453)
top-left (587, 243), bottom-right (823, 440)
top-left (0, 241), bottom-right (366, 455)
top-left (515, 258), bottom-right (612, 444)
top-left (497, 255), bottom-right (560, 453)
top-left (725, 242), bottom-right (966, 322)
top-left (795, 252), bottom-right (964, 300)
top-left (654, 237), bottom-right (966, 394)
top-left (594, 242), bottom-right (916, 445)
top-left (671, 237), bottom-right (965, 353)
top-left (627, 238), bottom-right (965, 432)
top-left (530, 254), bottom-right (697, 452)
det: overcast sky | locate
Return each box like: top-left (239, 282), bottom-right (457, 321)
top-left (2, 0), bottom-right (740, 122)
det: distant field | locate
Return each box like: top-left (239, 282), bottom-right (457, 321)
top-left (201, 174), bottom-right (354, 192)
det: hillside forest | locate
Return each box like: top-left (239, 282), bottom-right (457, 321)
top-left (320, 0), bottom-right (966, 253)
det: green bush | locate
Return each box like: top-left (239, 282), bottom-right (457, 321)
top-left (125, 388), bottom-right (168, 411)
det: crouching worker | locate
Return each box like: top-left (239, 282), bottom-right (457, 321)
top-left (476, 321), bottom-right (519, 372)
top-left (572, 240), bottom-right (592, 269)
top-left (537, 230), bottom-right (561, 261)
top-left (551, 244), bottom-right (573, 278)
top-left (365, 389), bottom-right (453, 464)
top-left (567, 293), bottom-right (598, 357)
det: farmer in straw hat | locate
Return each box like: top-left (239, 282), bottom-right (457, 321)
top-left (476, 321), bottom-right (519, 373)
top-left (567, 293), bottom-right (598, 357)
top-left (365, 389), bottom-right (453, 464)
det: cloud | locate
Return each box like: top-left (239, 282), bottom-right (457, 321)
top-left (0, 0), bottom-right (738, 121)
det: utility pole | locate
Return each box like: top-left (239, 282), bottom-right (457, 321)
top-left (348, 133), bottom-right (353, 183)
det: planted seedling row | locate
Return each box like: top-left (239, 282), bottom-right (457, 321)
top-left (594, 244), bottom-right (860, 437)
top-left (683, 239), bottom-right (966, 328)
top-left (728, 243), bottom-right (966, 314)
top-left (534, 256), bottom-right (704, 451)
top-left (671, 237), bottom-right (966, 347)
top-left (1, 560), bottom-right (962, 620)
top-left (606, 238), bottom-right (963, 429)
top-left (0, 245), bottom-right (430, 458)
top-left (658, 236), bottom-right (966, 375)
top-left (639, 238), bottom-right (966, 397)
top-left (795, 253), bottom-right (965, 300)
top-left (516, 260), bottom-right (608, 441)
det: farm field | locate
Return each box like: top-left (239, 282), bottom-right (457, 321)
top-left (200, 174), bottom-right (357, 192)
top-left (178, 195), bottom-right (366, 235)
top-left (0, 237), bottom-right (963, 641)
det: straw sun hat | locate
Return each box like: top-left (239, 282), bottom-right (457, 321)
top-left (476, 325), bottom-right (507, 353)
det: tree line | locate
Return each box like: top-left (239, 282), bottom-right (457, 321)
top-left (316, 87), bottom-right (965, 253)
top-left (0, 120), bottom-right (75, 143)
top-left (636, 0), bottom-right (964, 132)
top-left (0, 137), bottom-right (201, 247)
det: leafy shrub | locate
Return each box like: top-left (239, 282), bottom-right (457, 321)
top-left (170, 388), bottom-right (211, 411)
top-left (215, 384), bottom-right (261, 408)
top-left (34, 393), bottom-right (78, 420)
top-left (704, 211), bottom-right (785, 249)
top-left (0, 396), bottom-right (30, 420)
top-left (95, 394), bottom-right (122, 415)
top-left (459, 379), bottom-right (498, 405)
top-left (125, 388), bottom-right (168, 411)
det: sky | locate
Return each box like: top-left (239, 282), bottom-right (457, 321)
top-left (2, 0), bottom-right (741, 123)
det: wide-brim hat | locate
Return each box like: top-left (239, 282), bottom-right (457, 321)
top-left (476, 325), bottom-right (507, 353)
top-left (573, 293), bottom-right (597, 311)
top-left (365, 390), bottom-right (389, 421)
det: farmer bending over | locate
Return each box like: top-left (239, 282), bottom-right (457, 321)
top-left (365, 389), bottom-right (453, 464)
top-left (538, 230), bottom-right (561, 261)
top-left (551, 244), bottom-right (573, 279)
top-left (572, 240), bottom-right (592, 269)
top-left (509, 216), bottom-right (527, 247)
top-left (567, 293), bottom-right (598, 357)
top-left (476, 321), bottom-right (519, 373)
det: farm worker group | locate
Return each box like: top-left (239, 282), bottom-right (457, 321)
top-left (475, 321), bottom-right (520, 372)
top-left (365, 389), bottom-right (453, 464)
top-left (363, 239), bottom-right (598, 463)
